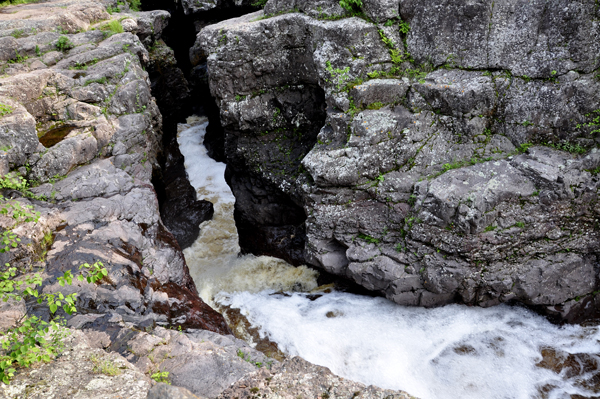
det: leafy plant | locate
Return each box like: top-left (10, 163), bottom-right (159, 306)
top-left (357, 233), bottom-right (380, 244)
top-left (339, 0), bottom-right (362, 13)
top-left (325, 61), bottom-right (351, 92)
top-left (90, 355), bottom-right (122, 376)
top-left (398, 20), bottom-right (410, 34)
top-left (0, 191), bottom-right (108, 384)
top-left (55, 36), bottom-right (73, 52)
top-left (0, 103), bottom-right (13, 117)
top-left (252, 0), bottom-right (267, 7)
top-left (151, 370), bottom-right (170, 384)
top-left (128, 0), bottom-right (141, 11)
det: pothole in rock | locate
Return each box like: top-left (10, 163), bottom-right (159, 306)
top-left (38, 124), bottom-right (77, 147)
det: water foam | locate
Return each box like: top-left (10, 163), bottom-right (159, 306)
top-left (178, 116), bottom-right (600, 399)
top-left (177, 117), bottom-right (318, 305)
top-left (218, 291), bottom-right (600, 399)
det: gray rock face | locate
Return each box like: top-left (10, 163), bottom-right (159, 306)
top-left (196, 1), bottom-right (600, 320)
top-left (402, 0), bottom-right (600, 78)
top-left (0, 329), bottom-right (152, 399)
top-left (0, 0), bottom-right (230, 333)
top-left (147, 384), bottom-right (203, 399)
top-left (217, 356), bottom-right (415, 399)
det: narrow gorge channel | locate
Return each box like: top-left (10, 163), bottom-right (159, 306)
top-left (176, 116), bottom-right (600, 399)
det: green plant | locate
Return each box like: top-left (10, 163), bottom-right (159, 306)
top-left (545, 141), bottom-right (587, 154)
top-left (252, 0), bottom-right (267, 7)
top-left (0, 103), bottom-right (13, 117)
top-left (0, 264), bottom-right (82, 383)
top-left (34, 45), bottom-right (41, 57)
top-left (0, 174), bottom-right (47, 201)
top-left (10, 29), bottom-right (24, 38)
top-left (398, 20), bottom-right (410, 34)
top-left (378, 30), bottom-right (408, 65)
top-left (107, 20), bottom-right (124, 34)
top-left (514, 222), bottom-right (525, 228)
top-left (7, 50), bottom-right (27, 64)
top-left (366, 102), bottom-right (384, 110)
top-left (577, 109), bottom-right (600, 136)
top-left (235, 94), bottom-right (246, 102)
top-left (521, 120), bottom-right (534, 127)
top-left (55, 36), bottom-right (73, 52)
top-left (151, 371), bottom-right (170, 384)
top-left (431, 156), bottom-right (493, 178)
top-left (90, 355), bottom-right (122, 376)
top-left (78, 261), bottom-right (108, 284)
top-left (357, 233), bottom-right (380, 244)
top-left (128, 0), bottom-right (141, 11)
top-left (516, 142), bottom-right (533, 153)
top-left (339, 0), bottom-right (362, 13)
top-left (325, 61), bottom-right (351, 92)
top-left (0, 0), bottom-right (41, 8)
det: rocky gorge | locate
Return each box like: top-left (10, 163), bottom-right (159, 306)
top-left (0, 0), bottom-right (599, 398)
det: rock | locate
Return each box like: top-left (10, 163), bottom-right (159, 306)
top-left (0, 329), bottom-right (152, 399)
top-left (119, 326), bottom-right (274, 398)
top-left (0, 0), bottom-right (229, 333)
top-left (147, 384), bottom-right (203, 399)
top-left (218, 356), bottom-right (415, 399)
top-left (196, 1), bottom-right (600, 320)
top-left (402, 0), bottom-right (600, 78)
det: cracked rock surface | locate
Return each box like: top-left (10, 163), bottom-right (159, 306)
top-left (196, 0), bottom-right (600, 322)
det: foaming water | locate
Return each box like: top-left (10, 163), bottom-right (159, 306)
top-left (177, 117), bottom-right (318, 305)
top-left (218, 291), bottom-right (600, 399)
top-left (178, 116), bottom-right (600, 399)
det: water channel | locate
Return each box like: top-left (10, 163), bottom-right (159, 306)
top-left (177, 116), bottom-right (600, 399)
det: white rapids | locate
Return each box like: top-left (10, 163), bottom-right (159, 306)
top-left (178, 116), bottom-right (600, 399)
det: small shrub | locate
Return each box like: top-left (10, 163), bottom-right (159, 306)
top-left (55, 36), bottom-right (73, 52)
top-left (90, 355), bottom-right (122, 376)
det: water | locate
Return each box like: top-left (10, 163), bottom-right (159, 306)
top-left (177, 116), bottom-right (600, 399)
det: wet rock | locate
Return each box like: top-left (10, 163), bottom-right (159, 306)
top-left (162, 177), bottom-right (214, 249)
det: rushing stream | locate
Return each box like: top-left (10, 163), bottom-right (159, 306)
top-left (177, 116), bottom-right (600, 399)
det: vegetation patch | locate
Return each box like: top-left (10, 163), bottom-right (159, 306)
top-left (0, 103), bottom-right (13, 117)
top-left (0, 0), bottom-right (40, 8)
top-left (55, 36), bottom-right (73, 52)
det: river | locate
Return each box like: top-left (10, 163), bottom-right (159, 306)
top-left (177, 116), bottom-right (600, 399)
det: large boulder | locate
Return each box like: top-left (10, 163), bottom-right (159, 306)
top-left (196, 1), bottom-right (600, 321)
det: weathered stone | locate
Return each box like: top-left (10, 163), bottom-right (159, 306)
top-left (197, 0), bottom-right (600, 320)
top-left (0, 329), bottom-right (152, 399)
top-left (147, 383), bottom-right (203, 399)
top-left (218, 356), bottom-right (416, 399)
